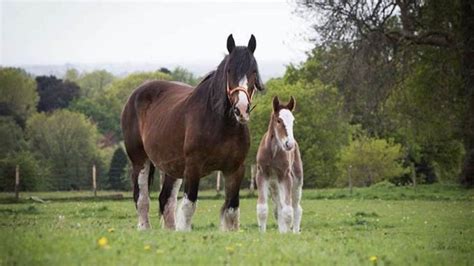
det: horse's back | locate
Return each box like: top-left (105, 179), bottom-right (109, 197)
top-left (121, 80), bottom-right (193, 165)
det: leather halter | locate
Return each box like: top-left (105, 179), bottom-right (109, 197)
top-left (227, 86), bottom-right (253, 104)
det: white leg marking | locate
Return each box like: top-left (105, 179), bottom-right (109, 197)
top-left (256, 179), bottom-right (269, 232)
top-left (292, 184), bottom-right (303, 233)
top-left (162, 179), bottom-right (182, 230)
top-left (137, 161), bottom-right (151, 230)
top-left (277, 182), bottom-right (293, 233)
top-left (256, 203), bottom-right (268, 232)
top-left (220, 207), bottom-right (240, 231)
top-left (176, 195), bottom-right (196, 232)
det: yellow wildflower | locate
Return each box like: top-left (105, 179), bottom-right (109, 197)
top-left (97, 237), bottom-right (108, 248)
top-left (225, 246), bottom-right (235, 254)
top-left (369, 256), bottom-right (377, 264)
top-left (144, 245), bottom-right (151, 251)
top-left (108, 228), bottom-right (115, 233)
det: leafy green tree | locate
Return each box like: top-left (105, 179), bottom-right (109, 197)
top-left (26, 110), bottom-right (100, 190)
top-left (64, 68), bottom-right (79, 82)
top-left (0, 67), bottom-right (38, 126)
top-left (36, 76), bottom-right (80, 112)
top-left (337, 134), bottom-right (408, 187)
top-left (108, 146), bottom-right (129, 190)
top-left (0, 117), bottom-right (26, 158)
top-left (76, 70), bottom-right (115, 98)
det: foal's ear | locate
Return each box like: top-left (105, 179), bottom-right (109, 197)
top-left (248, 34), bottom-right (256, 54)
top-left (272, 96), bottom-right (280, 112)
top-left (227, 34), bottom-right (235, 54)
top-left (287, 96), bottom-right (296, 111)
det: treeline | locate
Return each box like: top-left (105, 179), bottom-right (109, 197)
top-left (0, 66), bottom-right (198, 191)
top-left (250, 0), bottom-right (472, 188)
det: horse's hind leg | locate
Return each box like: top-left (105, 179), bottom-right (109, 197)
top-left (159, 174), bottom-right (182, 230)
top-left (135, 160), bottom-right (152, 230)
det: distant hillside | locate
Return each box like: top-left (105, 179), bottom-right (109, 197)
top-left (12, 60), bottom-right (290, 82)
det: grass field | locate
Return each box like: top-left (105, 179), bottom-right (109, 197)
top-left (0, 184), bottom-right (473, 265)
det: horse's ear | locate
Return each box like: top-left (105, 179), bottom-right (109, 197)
top-left (287, 96), bottom-right (296, 111)
top-left (227, 34), bottom-right (235, 54)
top-left (273, 96), bottom-right (280, 112)
top-left (248, 34), bottom-right (256, 54)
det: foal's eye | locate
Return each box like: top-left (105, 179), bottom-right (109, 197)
top-left (277, 119), bottom-right (282, 124)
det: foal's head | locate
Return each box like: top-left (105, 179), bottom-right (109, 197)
top-left (271, 96), bottom-right (296, 151)
top-left (225, 34), bottom-right (264, 124)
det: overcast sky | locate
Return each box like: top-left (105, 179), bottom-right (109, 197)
top-left (1, 0), bottom-right (314, 73)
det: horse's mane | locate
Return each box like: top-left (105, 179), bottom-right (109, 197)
top-left (192, 47), bottom-right (260, 118)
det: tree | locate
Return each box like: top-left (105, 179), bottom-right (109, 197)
top-left (64, 68), bottom-right (79, 82)
top-left (76, 70), bottom-right (115, 98)
top-left (338, 133), bottom-right (408, 187)
top-left (108, 146), bottom-right (129, 190)
top-left (26, 110), bottom-right (100, 190)
top-left (36, 76), bottom-right (80, 112)
top-left (296, 0), bottom-right (471, 185)
top-left (0, 67), bottom-right (38, 127)
top-left (0, 117), bottom-right (26, 158)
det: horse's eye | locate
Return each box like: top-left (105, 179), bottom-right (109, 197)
top-left (277, 119), bottom-right (282, 124)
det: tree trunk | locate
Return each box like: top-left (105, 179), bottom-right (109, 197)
top-left (461, 0), bottom-right (474, 187)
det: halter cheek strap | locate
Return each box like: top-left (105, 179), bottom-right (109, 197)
top-left (226, 77), bottom-right (254, 104)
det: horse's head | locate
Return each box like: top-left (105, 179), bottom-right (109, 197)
top-left (271, 96), bottom-right (296, 151)
top-left (225, 34), bottom-right (264, 124)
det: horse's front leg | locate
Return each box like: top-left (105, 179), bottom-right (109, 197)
top-left (220, 165), bottom-right (245, 231)
top-left (176, 163), bottom-right (200, 232)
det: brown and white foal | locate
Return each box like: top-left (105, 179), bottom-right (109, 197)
top-left (256, 96), bottom-right (303, 233)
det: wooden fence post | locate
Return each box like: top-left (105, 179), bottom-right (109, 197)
top-left (216, 171), bottom-right (221, 195)
top-left (92, 164), bottom-right (97, 198)
top-left (15, 165), bottom-right (20, 200)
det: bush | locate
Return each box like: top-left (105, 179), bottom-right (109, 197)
top-left (337, 133), bottom-right (409, 187)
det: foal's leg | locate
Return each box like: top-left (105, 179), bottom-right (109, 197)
top-left (136, 160), bottom-right (151, 230)
top-left (176, 165), bottom-right (200, 232)
top-left (292, 176), bottom-right (303, 233)
top-left (256, 166), bottom-right (269, 232)
top-left (220, 165), bottom-right (245, 231)
top-left (277, 170), bottom-right (294, 233)
top-left (159, 174), bottom-right (182, 230)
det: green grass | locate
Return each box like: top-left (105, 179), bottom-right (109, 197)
top-left (0, 185), bottom-right (473, 265)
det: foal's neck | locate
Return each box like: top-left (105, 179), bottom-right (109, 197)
top-left (265, 120), bottom-right (282, 157)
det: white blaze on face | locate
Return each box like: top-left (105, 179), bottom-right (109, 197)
top-left (279, 109), bottom-right (295, 150)
top-left (234, 76), bottom-right (250, 123)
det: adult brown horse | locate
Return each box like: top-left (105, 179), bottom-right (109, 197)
top-left (121, 34), bottom-right (263, 231)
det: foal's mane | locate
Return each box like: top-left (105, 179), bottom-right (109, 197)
top-left (192, 47), bottom-right (260, 117)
